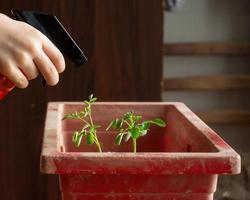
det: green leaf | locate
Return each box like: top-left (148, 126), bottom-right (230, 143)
top-left (72, 131), bottom-right (79, 143)
top-left (62, 113), bottom-right (78, 120)
top-left (93, 124), bottom-right (101, 129)
top-left (151, 118), bottom-right (166, 127)
top-left (90, 97), bottom-right (97, 103)
top-left (140, 130), bottom-right (148, 136)
top-left (79, 111), bottom-right (85, 118)
top-left (119, 128), bottom-right (125, 133)
top-left (76, 134), bottom-right (84, 147)
top-left (72, 131), bottom-right (84, 147)
top-left (106, 121), bottom-right (113, 131)
top-left (115, 133), bottom-right (124, 145)
top-left (89, 126), bottom-right (96, 133)
top-left (116, 119), bottom-right (123, 129)
top-left (129, 127), bottom-right (141, 139)
top-left (79, 110), bottom-right (88, 118)
top-left (141, 122), bottom-right (150, 130)
top-left (123, 111), bottom-right (133, 120)
top-left (134, 115), bottom-right (142, 122)
top-left (62, 115), bottom-right (70, 120)
top-left (80, 129), bottom-right (87, 136)
top-left (112, 119), bottom-right (119, 129)
top-left (106, 118), bottom-right (122, 130)
top-left (125, 133), bottom-right (131, 142)
top-left (89, 94), bottom-right (94, 100)
top-left (87, 132), bottom-right (95, 144)
top-left (84, 107), bottom-right (89, 116)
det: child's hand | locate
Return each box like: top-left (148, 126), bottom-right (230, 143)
top-left (0, 13), bottom-right (65, 88)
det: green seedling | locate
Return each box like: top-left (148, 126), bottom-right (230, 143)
top-left (106, 111), bottom-right (166, 153)
top-left (62, 94), bottom-right (102, 152)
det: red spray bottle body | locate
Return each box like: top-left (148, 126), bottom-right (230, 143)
top-left (0, 74), bottom-right (15, 100)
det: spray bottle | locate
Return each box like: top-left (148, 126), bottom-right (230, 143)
top-left (0, 10), bottom-right (87, 100)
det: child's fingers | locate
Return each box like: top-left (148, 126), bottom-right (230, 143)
top-left (18, 62), bottom-right (39, 81)
top-left (0, 63), bottom-right (28, 88)
top-left (0, 15), bottom-right (65, 88)
top-left (14, 52), bottom-right (39, 80)
top-left (41, 34), bottom-right (65, 73)
top-left (33, 50), bottom-right (59, 86)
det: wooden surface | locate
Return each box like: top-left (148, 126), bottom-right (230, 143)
top-left (0, 1), bottom-right (163, 200)
top-left (163, 75), bottom-right (250, 90)
top-left (164, 42), bottom-right (250, 56)
top-left (94, 1), bottom-right (163, 101)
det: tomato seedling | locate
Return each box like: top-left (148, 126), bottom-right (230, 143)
top-left (62, 94), bottom-right (102, 152)
top-left (106, 111), bottom-right (166, 153)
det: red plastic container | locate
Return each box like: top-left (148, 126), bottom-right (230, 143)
top-left (41, 102), bottom-right (241, 200)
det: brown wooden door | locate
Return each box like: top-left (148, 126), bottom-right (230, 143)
top-left (0, 1), bottom-right (163, 199)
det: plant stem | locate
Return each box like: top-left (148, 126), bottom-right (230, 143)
top-left (79, 117), bottom-right (89, 125)
top-left (132, 139), bottom-right (137, 153)
top-left (88, 107), bottom-right (94, 126)
top-left (96, 142), bottom-right (102, 152)
top-left (124, 120), bottom-right (131, 128)
top-left (94, 132), bottom-right (102, 152)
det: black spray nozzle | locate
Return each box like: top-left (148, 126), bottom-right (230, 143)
top-left (11, 10), bottom-right (87, 66)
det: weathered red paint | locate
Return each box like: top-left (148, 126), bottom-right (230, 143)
top-left (40, 102), bottom-right (241, 200)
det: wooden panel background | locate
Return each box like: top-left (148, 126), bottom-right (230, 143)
top-left (164, 42), bottom-right (250, 56)
top-left (163, 75), bottom-right (250, 90)
top-left (0, 1), bottom-right (163, 199)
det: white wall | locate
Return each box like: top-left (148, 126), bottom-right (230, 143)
top-left (163, 1), bottom-right (250, 198)
top-left (163, 0), bottom-right (250, 153)
top-left (163, 0), bottom-right (250, 114)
